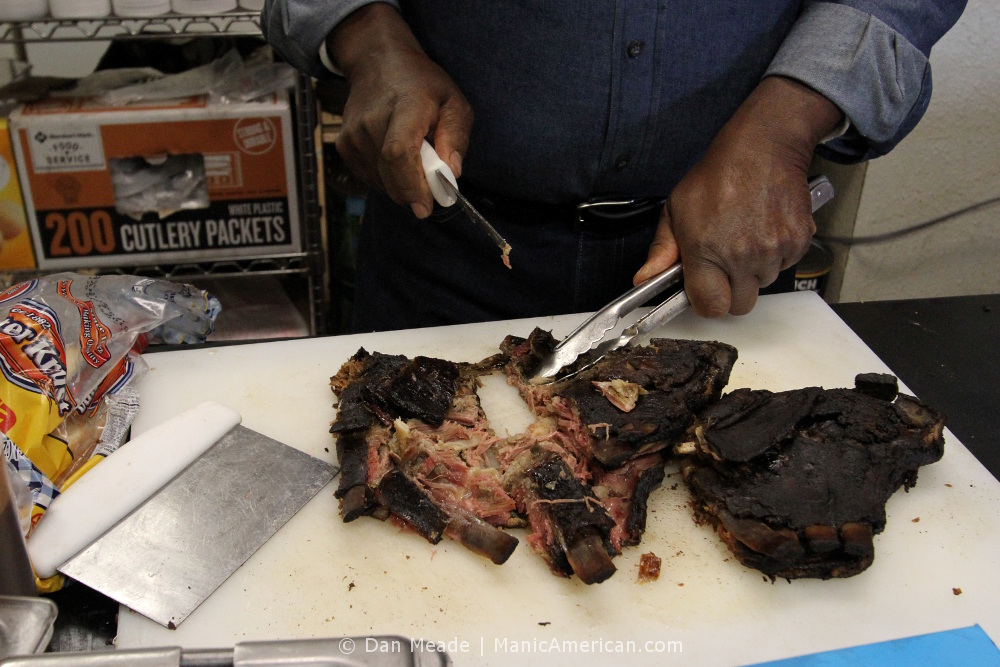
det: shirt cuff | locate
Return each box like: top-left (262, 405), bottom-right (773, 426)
top-left (261, 0), bottom-right (400, 80)
top-left (319, 39), bottom-right (343, 76)
top-left (821, 116), bottom-right (850, 144)
top-left (765, 2), bottom-right (929, 148)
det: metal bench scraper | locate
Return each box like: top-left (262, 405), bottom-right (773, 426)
top-left (27, 401), bottom-right (337, 629)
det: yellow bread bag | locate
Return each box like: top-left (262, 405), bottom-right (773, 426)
top-left (0, 273), bottom-right (220, 590)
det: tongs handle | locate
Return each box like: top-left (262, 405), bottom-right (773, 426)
top-left (599, 262), bottom-right (683, 325)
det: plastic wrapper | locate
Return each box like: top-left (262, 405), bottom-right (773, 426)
top-left (4, 457), bottom-right (31, 537)
top-left (110, 153), bottom-right (210, 221)
top-left (90, 48), bottom-right (296, 109)
top-left (97, 49), bottom-right (243, 107)
top-left (0, 273), bottom-right (220, 590)
top-left (50, 67), bottom-right (164, 99)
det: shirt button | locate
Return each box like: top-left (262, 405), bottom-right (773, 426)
top-left (626, 40), bottom-right (645, 58)
top-left (614, 154), bottom-right (631, 170)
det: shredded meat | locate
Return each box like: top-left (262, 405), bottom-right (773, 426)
top-left (329, 329), bottom-right (738, 583)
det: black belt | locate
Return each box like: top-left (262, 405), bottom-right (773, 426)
top-left (459, 183), bottom-right (664, 234)
top-left (575, 197), bottom-right (664, 226)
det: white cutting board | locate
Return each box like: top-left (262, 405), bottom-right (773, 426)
top-left (117, 292), bottom-right (1000, 665)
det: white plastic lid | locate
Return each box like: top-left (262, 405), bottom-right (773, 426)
top-left (171, 0), bottom-right (237, 14)
top-left (238, 0), bottom-right (263, 9)
top-left (111, 0), bottom-right (170, 15)
top-left (0, 0), bottom-right (49, 21)
top-left (50, 0), bottom-right (111, 18)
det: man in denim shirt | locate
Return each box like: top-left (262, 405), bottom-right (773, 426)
top-left (262, 2), bottom-right (965, 332)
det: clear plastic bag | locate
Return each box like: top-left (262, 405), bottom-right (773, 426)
top-left (0, 274), bottom-right (221, 530)
top-left (110, 154), bottom-right (210, 221)
top-left (97, 49), bottom-right (243, 107)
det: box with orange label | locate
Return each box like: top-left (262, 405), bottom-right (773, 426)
top-left (8, 93), bottom-right (300, 269)
top-left (0, 117), bottom-right (37, 270)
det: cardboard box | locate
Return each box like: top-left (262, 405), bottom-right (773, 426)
top-left (0, 118), bottom-right (37, 270)
top-left (9, 93), bottom-right (300, 269)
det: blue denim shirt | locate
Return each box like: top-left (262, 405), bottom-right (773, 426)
top-left (262, 1), bottom-right (966, 204)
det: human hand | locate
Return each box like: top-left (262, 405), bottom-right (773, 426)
top-left (634, 77), bottom-right (843, 317)
top-left (329, 4), bottom-right (473, 219)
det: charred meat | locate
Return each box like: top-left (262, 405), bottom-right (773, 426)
top-left (330, 348), bottom-right (519, 565)
top-left (326, 329), bottom-right (740, 582)
top-left (328, 334), bottom-right (942, 584)
top-left (502, 329), bottom-right (739, 468)
top-left (679, 373), bottom-right (945, 579)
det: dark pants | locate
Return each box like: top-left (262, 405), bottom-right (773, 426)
top-left (350, 188), bottom-right (795, 333)
top-left (351, 187), bottom-right (661, 333)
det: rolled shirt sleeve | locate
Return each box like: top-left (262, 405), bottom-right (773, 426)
top-left (261, 0), bottom-right (401, 80)
top-left (765, 0), bottom-right (966, 162)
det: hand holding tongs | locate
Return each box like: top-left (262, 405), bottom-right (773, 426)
top-left (420, 140), bottom-right (513, 268)
top-left (530, 175), bottom-right (836, 384)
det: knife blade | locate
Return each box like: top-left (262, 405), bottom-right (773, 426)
top-left (435, 172), bottom-right (512, 268)
top-left (420, 139), bottom-right (512, 268)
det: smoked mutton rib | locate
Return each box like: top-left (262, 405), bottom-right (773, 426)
top-left (330, 348), bottom-right (520, 565)
top-left (502, 329), bottom-right (739, 468)
top-left (329, 336), bottom-right (944, 583)
top-left (328, 332), bottom-right (739, 582)
top-left (496, 329), bottom-right (738, 579)
top-left (679, 373), bottom-right (946, 579)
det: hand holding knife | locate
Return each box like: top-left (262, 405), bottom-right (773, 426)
top-left (420, 139), bottom-right (513, 269)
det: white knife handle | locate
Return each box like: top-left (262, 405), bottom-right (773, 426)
top-left (420, 139), bottom-right (458, 207)
top-left (27, 400), bottom-right (242, 579)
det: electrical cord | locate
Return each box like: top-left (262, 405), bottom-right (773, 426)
top-left (816, 194), bottom-right (1000, 246)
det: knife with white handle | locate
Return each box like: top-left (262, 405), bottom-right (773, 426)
top-left (420, 139), bottom-right (512, 267)
top-left (27, 401), bottom-right (242, 579)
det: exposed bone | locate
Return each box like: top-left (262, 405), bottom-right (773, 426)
top-left (674, 440), bottom-right (697, 456)
top-left (804, 525), bottom-right (841, 554)
top-left (566, 532), bottom-right (617, 584)
top-left (841, 522), bottom-right (875, 559)
top-left (720, 511), bottom-right (805, 561)
top-left (340, 486), bottom-right (372, 522)
top-left (445, 513), bottom-right (519, 565)
top-left (593, 379), bottom-right (646, 412)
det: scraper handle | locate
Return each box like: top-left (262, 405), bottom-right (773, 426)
top-left (27, 401), bottom-right (242, 579)
top-left (420, 139), bottom-right (458, 207)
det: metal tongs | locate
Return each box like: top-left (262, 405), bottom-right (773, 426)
top-left (530, 175), bottom-right (836, 384)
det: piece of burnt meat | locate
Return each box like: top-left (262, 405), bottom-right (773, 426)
top-left (332, 429), bottom-right (376, 521)
top-left (503, 328), bottom-right (738, 468)
top-left (504, 451), bottom-right (617, 584)
top-left (330, 348), bottom-right (519, 563)
top-left (331, 350), bottom-right (409, 429)
top-left (680, 373), bottom-right (945, 579)
top-left (377, 468), bottom-right (450, 543)
top-left (592, 451), bottom-right (668, 551)
top-left (497, 328), bottom-right (737, 567)
top-left (381, 357), bottom-right (461, 426)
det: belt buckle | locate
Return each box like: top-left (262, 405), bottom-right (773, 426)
top-left (575, 197), bottom-right (661, 224)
